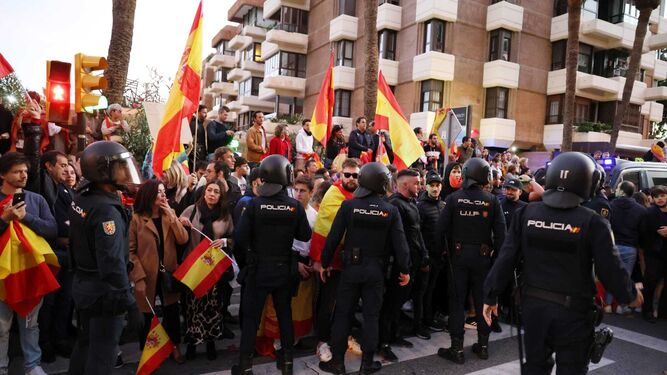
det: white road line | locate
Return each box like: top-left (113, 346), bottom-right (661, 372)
top-left (465, 357), bottom-right (615, 375)
top-left (603, 324), bottom-right (667, 354)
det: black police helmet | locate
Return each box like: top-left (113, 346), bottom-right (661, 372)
top-left (80, 141), bottom-right (140, 187)
top-left (542, 152), bottom-right (596, 209)
top-left (461, 158), bottom-right (491, 189)
top-left (354, 162), bottom-right (392, 198)
top-left (257, 155), bottom-right (293, 197)
top-left (590, 162), bottom-right (606, 198)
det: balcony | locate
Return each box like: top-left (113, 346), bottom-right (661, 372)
top-left (649, 32), bottom-right (667, 50)
top-left (547, 69), bottom-right (618, 102)
top-left (258, 82), bottom-right (276, 101)
top-left (332, 66), bottom-right (355, 90)
top-left (550, 14), bottom-right (624, 50)
top-left (226, 100), bottom-right (244, 113)
top-left (238, 95), bottom-right (274, 112)
top-left (241, 59), bottom-right (264, 75)
top-left (377, 3), bottom-right (402, 31)
top-left (261, 41), bottom-right (279, 61)
top-left (409, 111), bottom-right (437, 134)
top-left (330, 15), bottom-right (358, 42)
top-left (262, 75), bottom-right (306, 97)
top-left (645, 86), bottom-right (667, 101)
top-left (228, 68), bottom-right (251, 82)
top-left (379, 59), bottom-right (399, 86)
top-left (242, 25), bottom-right (267, 40)
top-left (265, 28), bottom-right (308, 54)
top-left (480, 118), bottom-right (516, 148)
top-left (641, 52), bottom-right (656, 71)
top-left (210, 81), bottom-right (238, 96)
top-left (412, 51), bottom-right (455, 82)
top-left (263, 0), bottom-right (310, 19)
top-left (655, 59), bottom-right (667, 80)
top-left (642, 101), bottom-right (664, 122)
top-left (415, 0), bottom-right (457, 24)
top-left (609, 76), bottom-right (646, 105)
top-left (486, 0), bottom-right (523, 32)
top-left (543, 124), bottom-right (614, 150)
top-left (483, 60), bottom-right (520, 89)
top-left (228, 35), bottom-right (253, 51)
top-left (209, 53), bottom-right (235, 68)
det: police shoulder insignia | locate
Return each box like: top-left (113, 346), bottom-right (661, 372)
top-left (102, 221), bottom-right (116, 235)
top-left (600, 208), bottom-right (609, 218)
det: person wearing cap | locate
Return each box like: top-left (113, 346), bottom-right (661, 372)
top-left (500, 176), bottom-right (527, 229)
top-left (318, 162), bottom-right (410, 375)
top-left (483, 152), bottom-right (642, 375)
top-left (233, 155), bottom-right (312, 375)
top-left (517, 174), bottom-right (544, 202)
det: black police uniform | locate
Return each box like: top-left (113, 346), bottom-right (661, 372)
top-left (583, 191), bottom-right (612, 221)
top-left (68, 184), bottom-right (134, 375)
top-left (234, 189), bottom-right (311, 370)
top-left (438, 184), bottom-right (505, 357)
top-left (321, 194), bottom-right (410, 373)
top-left (484, 202), bottom-right (636, 374)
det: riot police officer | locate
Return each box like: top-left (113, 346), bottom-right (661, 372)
top-left (583, 163), bottom-right (611, 221)
top-left (483, 152), bottom-right (643, 374)
top-left (68, 141), bottom-right (140, 374)
top-left (317, 162), bottom-right (410, 375)
top-left (437, 158), bottom-right (505, 364)
top-left (233, 155), bottom-right (311, 375)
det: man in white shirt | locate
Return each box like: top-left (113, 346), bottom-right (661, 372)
top-left (295, 120), bottom-right (314, 171)
top-left (101, 104), bottom-right (130, 143)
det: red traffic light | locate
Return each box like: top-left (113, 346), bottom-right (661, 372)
top-left (50, 83), bottom-right (69, 103)
top-left (46, 60), bottom-right (71, 123)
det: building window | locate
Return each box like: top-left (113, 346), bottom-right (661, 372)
top-left (333, 90), bottom-right (351, 117)
top-left (379, 29), bottom-right (397, 60)
top-left (336, 40), bottom-right (354, 67)
top-left (551, 41), bottom-right (593, 72)
top-left (600, 0), bottom-right (638, 24)
top-left (214, 96), bottom-right (222, 108)
top-left (276, 7), bottom-right (309, 34)
top-left (489, 29), bottom-right (512, 62)
top-left (338, 0), bottom-right (355, 16)
top-left (264, 52), bottom-right (307, 78)
top-left (275, 96), bottom-right (304, 116)
top-left (578, 43), bottom-right (593, 73)
top-left (546, 95), bottom-right (562, 124)
top-left (551, 40), bottom-right (566, 70)
top-left (214, 68), bottom-right (229, 82)
top-left (243, 7), bottom-right (275, 29)
top-left (378, 0), bottom-right (399, 4)
top-left (554, 0), bottom-right (567, 16)
top-left (423, 19), bottom-right (445, 53)
top-left (240, 77), bottom-right (262, 97)
top-left (216, 40), bottom-right (234, 56)
top-left (243, 43), bottom-right (262, 62)
top-left (420, 80), bottom-right (444, 112)
top-left (485, 87), bottom-right (509, 118)
top-left (238, 112), bottom-right (251, 131)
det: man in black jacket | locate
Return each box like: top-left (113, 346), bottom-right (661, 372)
top-left (368, 121), bottom-right (394, 164)
top-left (500, 177), bottom-right (526, 229)
top-left (206, 106), bottom-right (234, 159)
top-left (348, 116), bottom-right (373, 159)
top-left (642, 185), bottom-right (667, 323)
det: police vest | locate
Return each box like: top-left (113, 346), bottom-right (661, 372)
top-left (451, 190), bottom-right (495, 246)
top-left (345, 200), bottom-right (394, 259)
top-left (252, 198), bottom-right (299, 259)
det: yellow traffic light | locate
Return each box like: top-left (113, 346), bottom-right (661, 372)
top-left (74, 53), bottom-right (108, 113)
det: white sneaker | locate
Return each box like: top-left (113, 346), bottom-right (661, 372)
top-left (615, 305), bottom-right (630, 315)
top-left (317, 342), bottom-right (332, 362)
top-left (603, 305), bottom-right (612, 314)
top-left (347, 336), bottom-right (362, 355)
top-left (26, 366), bottom-right (48, 375)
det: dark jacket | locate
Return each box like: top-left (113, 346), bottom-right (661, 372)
top-left (372, 132), bottom-right (394, 163)
top-left (206, 120), bottom-right (232, 154)
top-left (326, 138), bottom-right (347, 160)
top-left (500, 197), bottom-right (527, 229)
top-left (389, 193), bottom-right (429, 267)
top-left (643, 205), bottom-right (667, 259)
top-left (440, 162), bottom-right (461, 200)
top-left (610, 196), bottom-right (646, 248)
top-left (347, 129), bottom-right (373, 158)
top-left (418, 194), bottom-right (446, 263)
top-left (583, 191), bottom-right (611, 221)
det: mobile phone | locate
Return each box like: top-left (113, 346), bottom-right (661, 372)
top-left (12, 193), bottom-right (25, 206)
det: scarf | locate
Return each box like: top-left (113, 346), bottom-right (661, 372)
top-left (197, 202), bottom-right (220, 239)
top-left (305, 130), bottom-right (312, 136)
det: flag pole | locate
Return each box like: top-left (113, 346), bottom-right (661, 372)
top-left (145, 296), bottom-right (157, 316)
top-left (190, 226), bottom-right (238, 267)
top-left (193, 114), bottom-right (199, 168)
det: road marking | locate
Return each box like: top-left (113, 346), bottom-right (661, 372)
top-left (603, 324), bottom-right (667, 354)
top-left (465, 357), bottom-right (614, 375)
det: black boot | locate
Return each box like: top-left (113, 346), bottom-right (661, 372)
top-left (359, 352), bottom-right (382, 374)
top-left (185, 344), bottom-right (197, 360)
top-left (472, 333), bottom-right (489, 360)
top-left (231, 352), bottom-right (254, 375)
top-left (437, 337), bottom-right (464, 364)
top-left (206, 341), bottom-right (217, 361)
top-left (319, 353), bottom-right (346, 375)
top-left (275, 348), bottom-right (293, 375)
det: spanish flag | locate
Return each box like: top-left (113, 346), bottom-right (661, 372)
top-left (310, 49), bottom-right (335, 146)
top-left (376, 133), bottom-right (390, 165)
top-left (0, 195), bottom-right (59, 317)
top-left (151, 1), bottom-right (203, 178)
top-left (309, 181), bottom-right (353, 270)
top-left (173, 238), bottom-right (232, 298)
top-left (374, 70), bottom-right (424, 170)
top-left (136, 316), bottom-right (174, 375)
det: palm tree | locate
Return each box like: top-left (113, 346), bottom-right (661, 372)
top-left (105, 0), bottom-right (137, 106)
top-left (562, 0), bottom-right (583, 152)
top-left (364, 0), bottom-right (379, 119)
top-left (609, 0), bottom-right (660, 153)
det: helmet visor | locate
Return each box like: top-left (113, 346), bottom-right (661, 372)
top-left (111, 153), bottom-right (142, 187)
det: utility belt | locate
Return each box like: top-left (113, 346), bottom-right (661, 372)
top-left (452, 242), bottom-right (493, 257)
top-left (522, 285), bottom-right (592, 312)
top-left (343, 247), bottom-right (384, 267)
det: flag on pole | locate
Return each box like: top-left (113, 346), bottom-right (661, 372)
top-left (310, 49), bottom-right (335, 145)
top-left (173, 238), bottom-right (233, 298)
top-left (151, 1), bottom-right (203, 178)
top-left (136, 316), bottom-right (174, 375)
top-left (374, 71), bottom-right (424, 170)
top-left (0, 53), bottom-right (15, 79)
top-left (375, 133), bottom-right (390, 165)
top-left (432, 108), bottom-right (463, 162)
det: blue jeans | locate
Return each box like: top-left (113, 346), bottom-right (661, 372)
top-left (0, 300), bottom-right (42, 373)
top-left (605, 245), bottom-right (637, 305)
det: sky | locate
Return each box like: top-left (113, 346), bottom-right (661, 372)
top-left (1, 0), bottom-right (237, 97)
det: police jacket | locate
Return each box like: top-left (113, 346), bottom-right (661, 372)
top-left (483, 202), bottom-right (636, 307)
top-left (234, 190), bottom-right (311, 262)
top-left (321, 194), bottom-right (410, 274)
top-left (609, 196), bottom-right (646, 248)
top-left (389, 193), bottom-right (428, 266)
top-left (583, 191), bottom-right (611, 221)
top-left (437, 185), bottom-right (505, 254)
top-left (418, 194), bottom-right (446, 262)
top-left (500, 197), bottom-right (526, 230)
top-left (69, 184), bottom-right (134, 311)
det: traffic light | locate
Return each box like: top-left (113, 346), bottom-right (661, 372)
top-left (74, 53), bottom-right (108, 113)
top-left (46, 60), bottom-right (71, 123)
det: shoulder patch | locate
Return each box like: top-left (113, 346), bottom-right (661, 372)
top-left (102, 220), bottom-right (116, 235)
top-left (600, 208), bottom-right (609, 218)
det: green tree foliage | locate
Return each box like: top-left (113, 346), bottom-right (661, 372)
top-left (0, 75), bottom-right (27, 115)
top-left (122, 106), bottom-right (152, 164)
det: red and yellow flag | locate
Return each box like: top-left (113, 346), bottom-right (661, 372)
top-left (310, 49), bottom-right (335, 146)
top-left (173, 238), bottom-right (233, 298)
top-left (152, 1), bottom-right (203, 177)
top-left (136, 316), bottom-right (174, 375)
top-left (374, 70), bottom-right (424, 170)
top-left (0, 195), bottom-right (59, 317)
top-left (309, 181), bottom-right (353, 270)
top-left (376, 133), bottom-right (390, 165)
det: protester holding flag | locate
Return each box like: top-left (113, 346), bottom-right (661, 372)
top-left (129, 180), bottom-right (189, 364)
top-left (347, 117), bottom-right (373, 159)
top-left (368, 120), bottom-right (394, 165)
top-left (179, 180), bottom-right (234, 361)
top-left (325, 125), bottom-right (347, 168)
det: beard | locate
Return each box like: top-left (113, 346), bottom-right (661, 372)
top-left (305, 129), bottom-right (312, 136)
top-left (343, 180), bottom-right (358, 192)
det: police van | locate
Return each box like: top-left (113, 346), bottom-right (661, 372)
top-left (604, 158), bottom-right (667, 192)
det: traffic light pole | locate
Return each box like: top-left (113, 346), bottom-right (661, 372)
top-left (77, 112), bottom-right (87, 152)
top-left (22, 123), bottom-right (42, 193)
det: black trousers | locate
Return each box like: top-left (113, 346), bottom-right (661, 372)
top-left (448, 252), bottom-right (491, 339)
top-left (331, 260), bottom-right (384, 356)
top-left (68, 310), bottom-right (124, 375)
top-left (423, 261), bottom-right (443, 323)
top-left (315, 270), bottom-right (341, 343)
top-left (522, 297), bottom-right (593, 375)
top-left (138, 303), bottom-right (181, 349)
top-left (411, 265), bottom-right (430, 329)
top-left (643, 254), bottom-right (667, 317)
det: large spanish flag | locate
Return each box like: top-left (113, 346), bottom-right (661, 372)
top-left (136, 315), bottom-right (174, 375)
top-left (173, 238), bottom-right (232, 298)
top-left (310, 49), bottom-right (335, 146)
top-left (151, 1), bottom-right (203, 178)
top-left (374, 70), bottom-right (424, 170)
top-left (0, 195), bottom-right (59, 317)
top-left (309, 181), bottom-right (353, 270)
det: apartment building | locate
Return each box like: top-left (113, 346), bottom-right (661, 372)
top-left (203, 0), bottom-right (667, 152)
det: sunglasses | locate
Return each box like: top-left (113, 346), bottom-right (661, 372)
top-left (343, 172), bottom-right (359, 179)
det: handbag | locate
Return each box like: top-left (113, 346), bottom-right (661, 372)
top-left (159, 262), bottom-right (183, 294)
